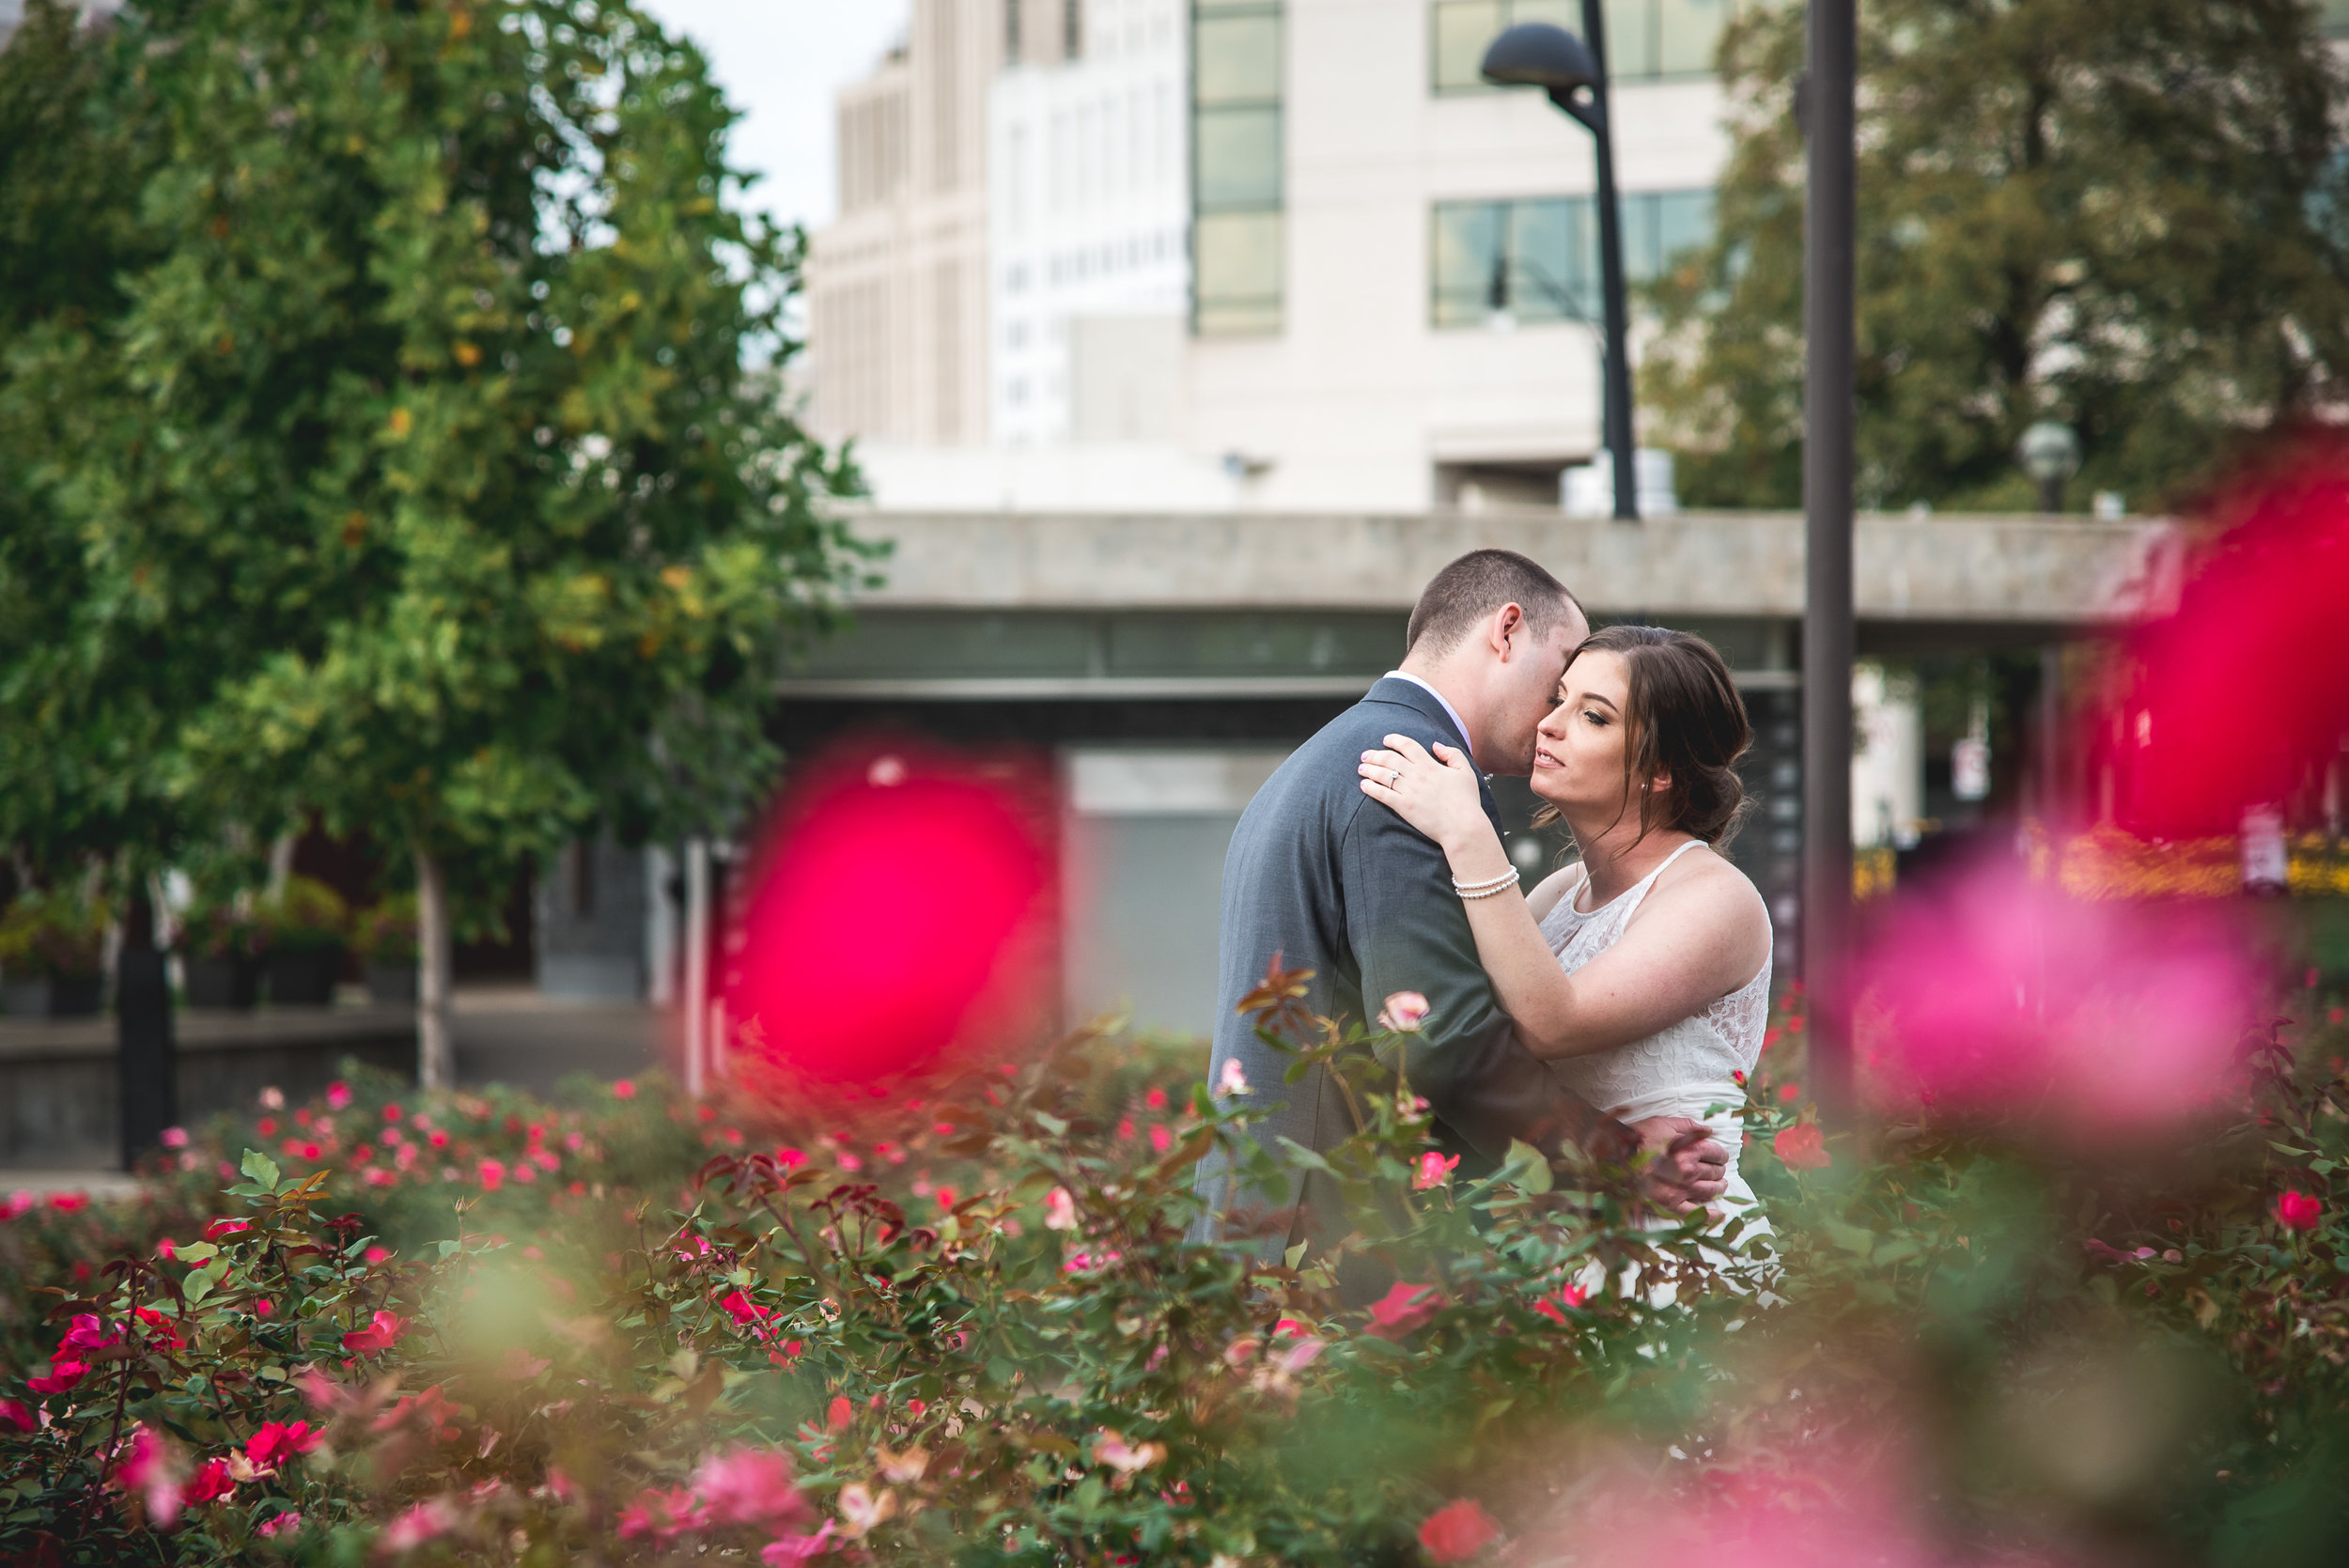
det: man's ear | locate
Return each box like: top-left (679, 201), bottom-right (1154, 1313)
top-left (1489, 602), bottom-right (1525, 659)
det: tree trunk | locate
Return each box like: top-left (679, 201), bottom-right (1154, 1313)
top-left (415, 844), bottom-right (455, 1091)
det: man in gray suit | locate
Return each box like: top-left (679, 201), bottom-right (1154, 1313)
top-left (1192, 549), bottom-right (1730, 1260)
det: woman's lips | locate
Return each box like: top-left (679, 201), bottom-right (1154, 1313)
top-left (1533, 747), bottom-right (1563, 768)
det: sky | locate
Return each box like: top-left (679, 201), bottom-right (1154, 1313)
top-left (636, 0), bottom-right (912, 236)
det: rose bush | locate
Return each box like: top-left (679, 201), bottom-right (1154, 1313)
top-left (1, 965), bottom-right (2345, 1564)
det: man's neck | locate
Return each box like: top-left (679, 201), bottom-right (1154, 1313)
top-left (1390, 659), bottom-right (1481, 761)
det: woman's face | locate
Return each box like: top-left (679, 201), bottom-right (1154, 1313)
top-left (1531, 650), bottom-right (1636, 815)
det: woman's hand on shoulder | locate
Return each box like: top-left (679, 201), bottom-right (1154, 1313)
top-left (1357, 733), bottom-right (1487, 853)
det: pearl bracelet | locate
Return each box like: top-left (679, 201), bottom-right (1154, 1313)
top-left (1454, 868), bottom-right (1520, 899)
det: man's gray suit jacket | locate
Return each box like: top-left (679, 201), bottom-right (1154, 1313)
top-left (1190, 675), bottom-right (1609, 1259)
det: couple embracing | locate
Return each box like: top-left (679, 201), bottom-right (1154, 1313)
top-left (1191, 549), bottom-right (1774, 1272)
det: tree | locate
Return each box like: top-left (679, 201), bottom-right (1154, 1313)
top-left (10, 0), bottom-right (869, 1084)
top-left (1644, 0), bottom-right (2349, 514)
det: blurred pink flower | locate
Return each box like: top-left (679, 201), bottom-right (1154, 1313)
top-left (381, 1497), bottom-right (462, 1550)
top-left (244, 1421), bottom-right (319, 1469)
top-left (1378, 990), bottom-right (1431, 1032)
top-left (1365, 1281), bottom-right (1439, 1341)
top-left (1216, 1059), bottom-right (1250, 1097)
top-left (160, 1126), bottom-right (189, 1149)
top-left (692, 1445), bottom-right (808, 1529)
top-left (113, 1423), bottom-right (184, 1525)
top-left (1094, 1431), bottom-right (1166, 1474)
top-left (1412, 1151), bottom-right (1461, 1189)
top-left (326, 1081), bottom-right (352, 1110)
top-left (612, 1078), bottom-right (637, 1099)
top-left (1852, 860), bottom-right (2253, 1131)
top-left (1773, 1124), bottom-right (1830, 1170)
top-left (1418, 1498), bottom-right (1501, 1563)
top-left (255, 1511), bottom-right (302, 1538)
top-left (1149, 1124), bottom-right (1174, 1154)
top-left (0, 1399), bottom-right (35, 1433)
top-left (761, 1524), bottom-right (835, 1563)
top-left (477, 1158), bottom-right (506, 1192)
top-left (1042, 1187), bottom-right (1077, 1231)
top-left (2277, 1190), bottom-right (2324, 1231)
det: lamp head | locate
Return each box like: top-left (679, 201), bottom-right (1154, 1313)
top-left (1481, 22), bottom-right (1601, 95)
top-left (2016, 420), bottom-right (2083, 484)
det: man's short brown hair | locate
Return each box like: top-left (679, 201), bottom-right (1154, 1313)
top-left (1404, 549), bottom-right (1582, 658)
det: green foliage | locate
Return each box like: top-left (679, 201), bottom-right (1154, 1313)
top-left (1646, 0), bottom-right (2349, 514)
top-left (0, 885), bottom-right (111, 979)
top-left (253, 876), bottom-right (350, 955)
top-left (8, 982), bottom-right (2349, 1563)
top-left (352, 893), bottom-right (420, 964)
top-left (0, 0), bottom-right (874, 908)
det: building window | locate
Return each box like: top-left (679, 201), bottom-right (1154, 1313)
top-left (1430, 190), bottom-right (1714, 328)
top-left (1430, 0), bottom-right (1739, 93)
top-left (1192, 0), bottom-right (1284, 337)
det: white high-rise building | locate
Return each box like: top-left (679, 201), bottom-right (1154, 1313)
top-left (989, 0), bottom-right (1190, 447)
top-left (806, 0), bottom-right (1741, 510)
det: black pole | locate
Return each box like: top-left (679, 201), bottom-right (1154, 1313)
top-left (117, 881), bottom-right (178, 1169)
top-left (1801, 0), bottom-right (1857, 1120)
top-left (1578, 0), bottom-right (1637, 520)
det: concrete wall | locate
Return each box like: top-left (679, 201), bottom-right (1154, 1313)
top-left (834, 507), bottom-right (2185, 626)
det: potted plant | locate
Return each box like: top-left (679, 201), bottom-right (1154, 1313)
top-left (0, 890), bottom-right (110, 1018)
top-left (353, 892), bottom-right (418, 1004)
top-left (255, 875), bottom-right (350, 1006)
top-left (178, 893), bottom-right (260, 1009)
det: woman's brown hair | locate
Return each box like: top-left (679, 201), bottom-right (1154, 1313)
top-left (1535, 625), bottom-right (1753, 848)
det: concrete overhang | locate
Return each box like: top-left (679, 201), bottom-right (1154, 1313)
top-left (837, 507), bottom-right (2186, 629)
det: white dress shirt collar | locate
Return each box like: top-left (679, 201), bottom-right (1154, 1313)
top-left (1380, 670), bottom-right (1474, 767)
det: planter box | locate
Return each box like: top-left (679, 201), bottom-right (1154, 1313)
top-left (262, 947), bottom-right (344, 1008)
top-left (365, 960), bottom-right (418, 1004)
top-left (1, 976), bottom-right (104, 1018)
top-left (184, 955), bottom-right (258, 1010)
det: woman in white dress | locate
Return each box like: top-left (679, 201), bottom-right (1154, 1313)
top-left (1356, 625), bottom-right (1776, 1246)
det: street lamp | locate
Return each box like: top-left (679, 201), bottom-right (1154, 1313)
top-left (2016, 420), bottom-right (2082, 514)
top-left (1482, 12), bottom-right (1636, 521)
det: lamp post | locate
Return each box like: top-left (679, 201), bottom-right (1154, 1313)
top-left (2016, 420), bottom-right (2081, 514)
top-left (1802, 0), bottom-right (1858, 1121)
top-left (1482, 8), bottom-right (1636, 521)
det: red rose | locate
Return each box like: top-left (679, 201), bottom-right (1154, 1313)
top-left (26, 1360), bottom-right (86, 1395)
top-left (1365, 1281), bottom-right (1440, 1341)
top-left (2277, 1189), bottom-right (2324, 1231)
top-left (1773, 1122), bottom-right (1831, 1170)
top-left (185, 1458), bottom-right (236, 1505)
top-left (342, 1310), bottom-right (407, 1355)
top-left (1417, 1498), bottom-right (1502, 1563)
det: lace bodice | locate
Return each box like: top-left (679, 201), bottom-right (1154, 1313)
top-left (1535, 841), bottom-right (1772, 1137)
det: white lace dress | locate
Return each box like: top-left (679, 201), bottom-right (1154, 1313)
top-left (1538, 839), bottom-right (1773, 1253)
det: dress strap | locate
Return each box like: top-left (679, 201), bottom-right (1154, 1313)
top-left (1621, 839), bottom-right (1707, 919)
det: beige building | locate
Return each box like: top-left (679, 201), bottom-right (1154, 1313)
top-left (804, 0), bottom-right (1017, 446)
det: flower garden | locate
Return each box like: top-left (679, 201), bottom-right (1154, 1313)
top-left (4, 934), bottom-right (2348, 1567)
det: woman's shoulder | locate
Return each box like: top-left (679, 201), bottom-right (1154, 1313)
top-left (1642, 840), bottom-right (1770, 930)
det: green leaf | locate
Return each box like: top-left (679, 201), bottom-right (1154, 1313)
top-left (1498, 1139), bottom-right (1552, 1196)
top-left (241, 1149), bottom-right (281, 1191)
top-left (1273, 1137), bottom-right (1334, 1175)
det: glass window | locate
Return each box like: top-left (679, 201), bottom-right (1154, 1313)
top-left (1602, 0), bottom-right (1654, 80)
top-left (1195, 211), bottom-right (1283, 336)
top-left (1197, 12), bottom-right (1282, 102)
top-left (1432, 0), bottom-right (1735, 90)
top-left (1655, 0), bottom-right (1734, 75)
top-left (1195, 107), bottom-right (1283, 207)
top-left (1649, 188), bottom-right (1715, 278)
top-left (1194, 2), bottom-right (1284, 336)
top-left (1432, 190), bottom-right (1709, 328)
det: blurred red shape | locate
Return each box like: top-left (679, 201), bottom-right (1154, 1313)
top-left (1418, 1498), bottom-right (1502, 1563)
top-left (1853, 859), bottom-right (2253, 1131)
top-left (2111, 458), bottom-right (2349, 836)
top-left (726, 742), bottom-right (1057, 1093)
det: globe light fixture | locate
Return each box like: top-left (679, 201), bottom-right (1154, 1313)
top-left (2016, 420), bottom-right (2083, 513)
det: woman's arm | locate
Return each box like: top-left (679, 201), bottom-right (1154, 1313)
top-left (1358, 735), bottom-right (1768, 1058)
